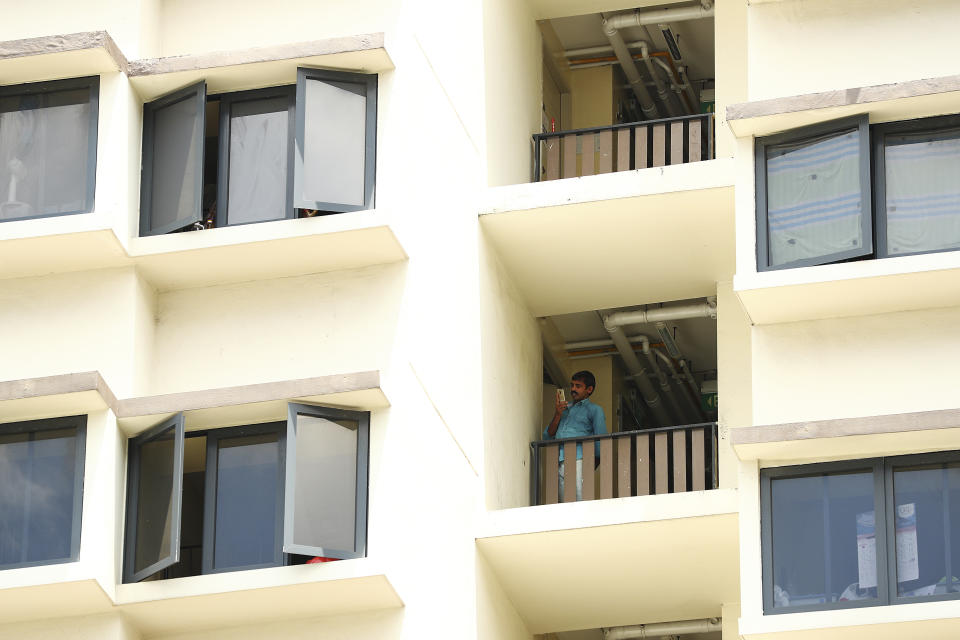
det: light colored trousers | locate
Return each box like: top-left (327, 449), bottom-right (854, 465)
top-left (558, 458), bottom-right (583, 502)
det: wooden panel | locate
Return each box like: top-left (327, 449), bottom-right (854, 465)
top-left (581, 440), bottom-right (595, 501)
top-left (654, 432), bottom-right (669, 494)
top-left (563, 133), bottom-right (577, 179)
top-left (688, 119), bottom-right (702, 162)
top-left (617, 436), bottom-right (632, 497)
top-left (636, 434), bottom-right (650, 496)
top-left (670, 121), bottom-right (684, 165)
top-left (597, 130), bottom-right (613, 174)
top-left (634, 126), bottom-right (648, 169)
top-left (652, 124), bottom-right (666, 167)
top-left (673, 429), bottom-right (687, 492)
top-left (617, 128), bottom-right (630, 171)
top-left (691, 427), bottom-right (706, 491)
top-left (599, 438), bottom-right (614, 499)
top-left (581, 133), bottom-right (595, 176)
top-left (563, 442), bottom-right (577, 503)
top-left (545, 138), bottom-right (560, 180)
top-left (544, 444), bottom-right (558, 505)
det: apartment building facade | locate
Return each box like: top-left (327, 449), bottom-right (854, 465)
top-left (1, 0), bottom-right (959, 639)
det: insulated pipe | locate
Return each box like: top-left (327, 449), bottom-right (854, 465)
top-left (604, 298), bottom-right (717, 328)
top-left (637, 41), bottom-right (678, 117)
top-left (604, 321), bottom-right (671, 425)
top-left (655, 349), bottom-right (705, 422)
top-left (602, 18), bottom-right (660, 120)
top-left (604, 617), bottom-right (722, 640)
top-left (605, 4), bottom-right (715, 30)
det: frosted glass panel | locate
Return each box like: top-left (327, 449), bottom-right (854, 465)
top-left (0, 88), bottom-right (90, 220)
top-left (301, 79), bottom-right (366, 207)
top-left (765, 129), bottom-right (863, 267)
top-left (0, 428), bottom-right (78, 567)
top-left (227, 96), bottom-right (288, 224)
top-left (150, 93), bottom-right (201, 231)
top-left (292, 414), bottom-right (358, 553)
top-left (885, 133), bottom-right (960, 256)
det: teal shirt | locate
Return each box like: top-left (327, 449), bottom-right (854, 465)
top-left (542, 397), bottom-right (606, 461)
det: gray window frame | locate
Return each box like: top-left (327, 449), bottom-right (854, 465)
top-left (139, 81), bottom-right (207, 237)
top-left (872, 113), bottom-right (960, 259)
top-left (122, 413), bottom-right (185, 584)
top-left (0, 415), bottom-right (86, 571)
top-left (201, 421), bottom-right (286, 575)
top-left (214, 86), bottom-right (296, 228)
top-left (293, 67), bottom-right (378, 213)
top-left (283, 403), bottom-right (370, 560)
top-left (0, 76), bottom-right (99, 222)
top-left (762, 452), bottom-right (960, 615)
top-left (755, 114), bottom-right (873, 271)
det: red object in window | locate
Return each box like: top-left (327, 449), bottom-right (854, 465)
top-left (307, 556), bottom-right (338, 564)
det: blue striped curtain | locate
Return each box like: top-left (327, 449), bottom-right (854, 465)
top-left (885, 134), bottom-right (960, 256)
top-left (765, 129), bottom-right (863, 267)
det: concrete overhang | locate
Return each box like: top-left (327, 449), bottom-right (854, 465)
top-left (734, 249), bottom-right (960, 325)
top-left (127, 33), bottom-right (392, 101)
top-left (115, 559), bottom-right (402, 637)
top-left (0, 579), bottom-right (114, 626)
top-left (476, 489), bottom-right (739, 634)
top-left (740, 599), bottom-right (960, 640)
top-left (530, 0), bottom-right (689, 20)
top-left (0, 371), bottom-right (388, 431)
top-left (726, 74), bottom-right (960, 139)
top-left (0, 31), bottom-right (126, 86)
top-left (480, 159), bottom-right (735, 317)
top-left (732, 407), bottom-right (960, 466)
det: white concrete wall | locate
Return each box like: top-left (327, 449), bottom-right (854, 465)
top-left (747, 0), bottom-right (960, 101)
top-left (752, 305), bottom-right (960, 425)
top-left (0, 613), bottom-right (140, 640)
top-left (476, 551), bottom-right (533, 640)
top-left (716, 281), bottom-right (749, 489)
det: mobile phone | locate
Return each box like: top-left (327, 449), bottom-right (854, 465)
top-left (557, 388), bottom-right (565, 403)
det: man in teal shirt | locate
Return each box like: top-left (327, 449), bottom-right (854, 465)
top-left (543, 370), bottom-right (606, 501)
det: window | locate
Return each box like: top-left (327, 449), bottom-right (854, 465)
top-left (756, 113), bottom-right (960, 270)
top-left (762, 452), bottom-right (960, 614)
top-left (139, 68), bottom-right (377, 237)
top-left (122, 404), bottom-right (369, 583)
top-left (0, 416), bottom-right (86, 571)
top-left (0, 77), bottom-right (99, 223)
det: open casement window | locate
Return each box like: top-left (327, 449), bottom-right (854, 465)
top-left (294, 68), bottom-right (377, 213)
top-left (139, 82), bottom-right (206, 236)
top-left (874, 114), bottom-right (960, 259)
top-left (123, 413), bottom-right (185, 583)
top-left (755, 115), bottom-right (872, 271)
top-left (215, 86), bottom-right (296, 228)
top-left (284, 403), bottom-right (369, 559)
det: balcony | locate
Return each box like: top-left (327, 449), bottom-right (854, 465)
top-left (532, 422), bottom-right (718, 505)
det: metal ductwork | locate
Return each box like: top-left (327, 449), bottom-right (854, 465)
top-left (604, 617), bottom-right (722, 640)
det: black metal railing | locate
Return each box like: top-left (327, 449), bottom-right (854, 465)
top-left (533, 113), bottom-right (714, 182)
top-left (530, 422), bottom-right (718, 505)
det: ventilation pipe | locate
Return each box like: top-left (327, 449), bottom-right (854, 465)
top-left (602, 17), bottom-right (660, 120)
top-left (604, 297), bottom-right (717, 328)
top-left (604, 1), bottom-right (715, 30)
top-left (654, 349), bottom-right (705, 422)
top-left (638, 339), bottom-right (683, 423)
top-left (636, 41), bottom-right (678, 117)
top-left (604, 617), bottom-right (722, 640)
top-left (679, 359), bottom-right (704, 415)
top-left (603, 320), bottom-right (671, 425)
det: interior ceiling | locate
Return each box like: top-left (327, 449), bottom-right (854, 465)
top-left (548, 297), bottom-right (718, 378)
top-left (549, 5), bottom-right (715, 86)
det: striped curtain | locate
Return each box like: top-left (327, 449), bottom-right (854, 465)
top-left (884, 133), bottom-right (960, 256)
top-left (765, 129), bottom-right (863, 268)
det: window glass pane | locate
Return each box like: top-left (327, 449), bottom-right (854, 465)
top-left (134, 428), bottom-right (177, 574)
top-left (227, 96), bottom-right (288, 225)
top-left (892, 463), bottom-right (960, 596)
top-left (0, 88), bottom-right (90, 220)
top-left (292, 414), bottom-right (358, 553)
top-left (884, 131), bottom-right (960, 256)
top-left (770, 471), bottom-right (875, 608)
top-left (150, 93), bottom-right (202, 231)
top-left (301, 79), bottom-right (366, 207)
top-left (765, 128), bottom-right (863, 267)
top-left (213, 433), bottom-right (280, 570)
top-left (0, 427), bottom-right (78, 567)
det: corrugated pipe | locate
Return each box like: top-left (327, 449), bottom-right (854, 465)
top-left (604, 617), bottom-right (721, 640)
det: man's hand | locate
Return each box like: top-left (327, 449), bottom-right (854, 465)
top-left (547, 391), bottom-right (567, 437)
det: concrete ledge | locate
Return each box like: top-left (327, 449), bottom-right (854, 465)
top-left (0, 31), bottom-right (127, 69)
top-left (128, 33), bottom-right (384, 76)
